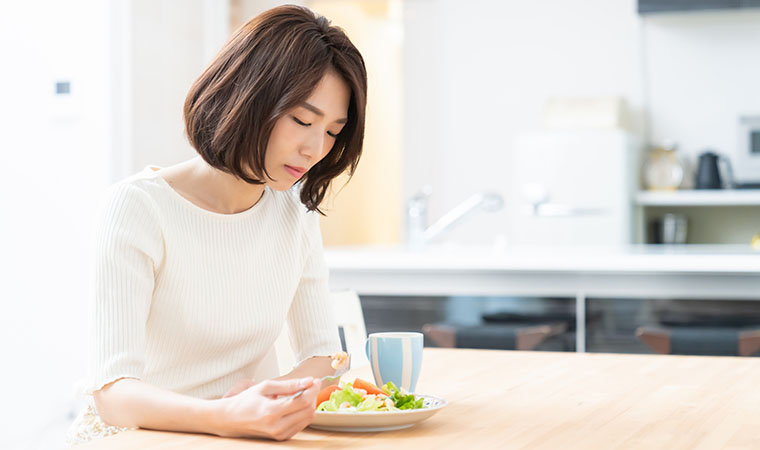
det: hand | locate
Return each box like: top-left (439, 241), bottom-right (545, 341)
top-left (216, 377), bottom-right (322, 441)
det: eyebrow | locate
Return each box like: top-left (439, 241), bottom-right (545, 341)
top-left (299, 102), bottom-right (348, 124)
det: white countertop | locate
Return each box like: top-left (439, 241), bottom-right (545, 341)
top-left (325, 244), bottom-right (760, 274)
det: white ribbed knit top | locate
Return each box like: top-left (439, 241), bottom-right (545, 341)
top-left (86, 166), bottom-right (341, 400)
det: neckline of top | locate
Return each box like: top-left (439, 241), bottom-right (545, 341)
top-left (142, 166), bottom-right (271, 219)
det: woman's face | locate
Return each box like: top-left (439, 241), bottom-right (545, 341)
top-left (264, 70), bottom-right (351, 191)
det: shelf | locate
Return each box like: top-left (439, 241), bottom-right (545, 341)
top-left (635, 190), bottom-right (760, 206)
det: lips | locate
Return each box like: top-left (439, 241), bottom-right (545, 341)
top-left (285, 165), bottom-right (307, 179)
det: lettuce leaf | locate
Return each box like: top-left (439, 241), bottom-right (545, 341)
top-left (316, 383), bottom-right (363, 411)
top-left (381, 381), bottom-right (424, 410)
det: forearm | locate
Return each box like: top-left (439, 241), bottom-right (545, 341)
top-left (93, 378), bottom-right (226, 435)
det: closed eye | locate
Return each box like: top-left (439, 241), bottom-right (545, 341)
top-left (292, 116), bottom-right (310, 127)
top-left (294, 115), bottom-right (340, 138)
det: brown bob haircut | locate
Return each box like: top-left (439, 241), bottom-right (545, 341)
top-left (183, 5), bottom-right (367, 213)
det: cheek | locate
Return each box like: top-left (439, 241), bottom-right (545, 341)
top-left (266, 125), bottom-right (293, 161)
top-left (321, 137), bottom-right (337, 159)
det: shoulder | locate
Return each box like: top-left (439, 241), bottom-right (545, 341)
top-left (98, 169), bottom-right (166, 228)
top-left (94, 170), bottom-right (166, 263)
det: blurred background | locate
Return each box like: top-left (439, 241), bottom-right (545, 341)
top-left (1, 0), bottom-right (760, 448)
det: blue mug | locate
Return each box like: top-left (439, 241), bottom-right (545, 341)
top-left (365, 332), bottom-right (424, 393)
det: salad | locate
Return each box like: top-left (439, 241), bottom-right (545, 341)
top-left (316, 378), bottom-right (425, 412)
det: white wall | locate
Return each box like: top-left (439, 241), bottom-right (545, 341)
top-left (402, 0), bottom-right (760, 245)
top-left (643, 9), bottom-right (760, 182)
top-left (0, 1), bottom-right (228, 448)
top-left (403, 0), bottom-right (643, 245)
top-left (129, 0), bottom-right (212, 174)
top-left (0, 1), bottom-right (111, 448)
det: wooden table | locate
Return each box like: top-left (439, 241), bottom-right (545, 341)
top-left (73, 348), bottom-right (760, 449)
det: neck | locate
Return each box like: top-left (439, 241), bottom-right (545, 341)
top-left (186, 157), bottom-right (266, 214)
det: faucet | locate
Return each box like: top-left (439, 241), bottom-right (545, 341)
top-left (406, 186), bottom-right (504, 249)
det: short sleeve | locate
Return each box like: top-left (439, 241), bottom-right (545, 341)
top-left (85, 184), bottom-right (164, 394)
top-left (285, 212), bottom-right (342, 363)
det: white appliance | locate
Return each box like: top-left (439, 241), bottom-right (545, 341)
top-left (509, 130), bottom-right (641, 246)
top-left (736, 115), bottom-right (760, 186)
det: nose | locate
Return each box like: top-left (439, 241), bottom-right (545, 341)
top-left (300, 128), bottom-right (330, 160)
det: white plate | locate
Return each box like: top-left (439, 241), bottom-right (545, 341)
top-left (309, 394), bottom-right (447, 432)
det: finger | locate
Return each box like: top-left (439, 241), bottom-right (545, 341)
top-left (275, 416), bottom-right (313, 440)
top-left (273, 381), bottom-right (321, 416)
top-left (274, 404), bottom-right (317, 440)
top-left (222, 379), bottom-right (256, 398)
top-left (258, 377), bottom-right (315, 397)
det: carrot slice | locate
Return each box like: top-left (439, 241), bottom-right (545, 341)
top-left (316, 384), bottom-right (341, 407)
top-left (353, 378), bottom-right (385, 396)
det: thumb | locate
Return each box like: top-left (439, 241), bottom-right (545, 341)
top-left (258, 377), bottom-right (315, 397)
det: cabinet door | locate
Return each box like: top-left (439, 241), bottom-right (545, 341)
top-left (638, 0), bottom-right (741, 14)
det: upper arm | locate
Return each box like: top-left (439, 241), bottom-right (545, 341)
top-left (87, 184), bottom-right (164, 394)
top-left (285, 212), bottom-right (341, 362)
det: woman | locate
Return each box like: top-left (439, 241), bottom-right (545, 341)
top-left (66, 5), bottom-right (367, 444)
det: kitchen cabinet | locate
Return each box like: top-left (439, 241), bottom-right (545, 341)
top-left (634, 190), bottom-right (760, 244)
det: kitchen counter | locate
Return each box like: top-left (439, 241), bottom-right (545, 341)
top-left (326, 244), bottom-right (760, 275)
top-left (325, 244), bottom-right (760, 351)
top-left (325, 244), bottom-right (760, 298)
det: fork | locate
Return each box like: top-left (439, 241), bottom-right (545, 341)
top-left (282, 354), bottom-right (351, 400)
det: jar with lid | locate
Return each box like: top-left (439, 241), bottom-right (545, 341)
top-left (643, 141), bottom-right (684, 191)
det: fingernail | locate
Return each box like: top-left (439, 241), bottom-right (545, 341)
top-left (300, 377), bottom-right (313, 387)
